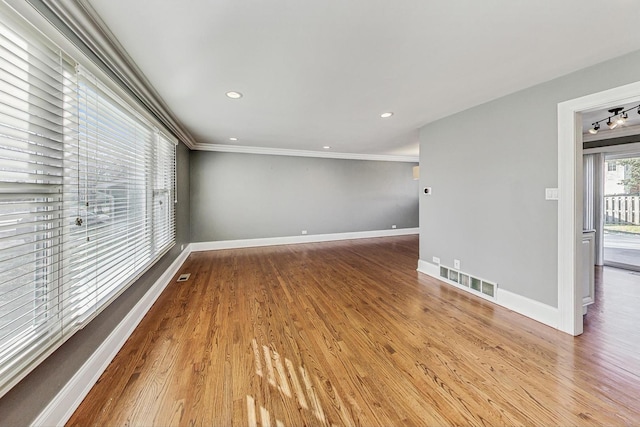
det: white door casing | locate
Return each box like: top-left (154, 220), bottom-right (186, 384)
top-left (557, 80), bottom-right (640, 336)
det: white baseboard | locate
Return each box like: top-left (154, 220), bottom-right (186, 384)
top-left (496, 288), bottom-right (558, 329)
top-left (417, 259), bottom-right (559, 329)
top-left (417, 258), bottom-right (439, 276)
top-left (191, 228), bottom-right (419, 252)
top-left (32, 245), bottom-right (192, 427)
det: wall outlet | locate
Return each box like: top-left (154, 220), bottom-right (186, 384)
top-left (391, 224), bottom-right (397, 229)
top-left (454, 259), bottom-right (461, 269)
top-left (545, 188), bottom-right (559, 200)
top-left (301, 230), bottom-right (307, 235)
top-left (432, 256), bottom-right (440, 264)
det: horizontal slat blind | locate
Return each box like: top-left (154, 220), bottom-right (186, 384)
top-left (62, 70), bottom-right (154, 326)
top-left (0, 10), bottom-right (72, 388)
top-left (153, 132), bottom-right (176, 253)
top-left (0, 4), bottom-right (176, 397)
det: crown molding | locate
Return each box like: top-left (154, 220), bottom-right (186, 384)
top-left (33, 0), bottom-right (197, 149)
top-left (192, 142), bottom-right (419, 162)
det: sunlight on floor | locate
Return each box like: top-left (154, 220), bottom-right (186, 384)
top-left (249, 338), bottom-right (349, 426)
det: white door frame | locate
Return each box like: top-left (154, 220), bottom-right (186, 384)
top-left (557, 80), bottom-right (640, 336)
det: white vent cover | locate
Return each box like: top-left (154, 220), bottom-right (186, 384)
top-left (439, 266), bottom-right (496, 299)
top-left (177, 273), bottom-right (191, 282)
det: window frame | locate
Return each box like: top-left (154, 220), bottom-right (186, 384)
top-left (0, 1), bottom-right (178, 398)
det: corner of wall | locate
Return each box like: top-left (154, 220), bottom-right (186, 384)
top-left (417, 259), bottom-right (559, 329)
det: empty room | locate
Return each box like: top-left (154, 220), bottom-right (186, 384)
top-left (1, 1), bottom-right (640, 426)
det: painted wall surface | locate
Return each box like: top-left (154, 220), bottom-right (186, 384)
top-left (0, 142), bottom-right (191, 426)
top-left (190, 151), bottom-right (419, 241)
top-left (419, 49), bottom-right (640, 307)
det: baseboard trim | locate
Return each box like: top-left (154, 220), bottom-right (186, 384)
top-left (417, 259), bottom-right (559, 329)
top-left (416, 258), bottom-right (439, 276)
top-left (32, 245), bottom-right (192, 427)
top-left (191, 228), bottom-right (419, 252)
top-left (496, 287), bottom-right (559, 329)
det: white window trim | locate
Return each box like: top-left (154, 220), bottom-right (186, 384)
top-left (0, 0), bottom-right (177, 397)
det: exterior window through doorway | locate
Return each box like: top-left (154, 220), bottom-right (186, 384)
top-left (604, 155), bottom-right (640, 270)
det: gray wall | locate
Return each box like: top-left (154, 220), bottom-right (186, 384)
top-left (190, 151), bottom-right (419, 241)
top-left (0, 142), bottom-right (191, 426)
top-left (419, 49), bottom-right (640, 307)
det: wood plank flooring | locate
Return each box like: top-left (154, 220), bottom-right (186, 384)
top-left (67, 236), bottom-right (640, 426)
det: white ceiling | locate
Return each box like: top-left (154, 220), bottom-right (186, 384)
top-left (86, 0), bottom-right (640, 158)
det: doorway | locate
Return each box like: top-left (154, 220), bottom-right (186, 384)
top-left (557, 80), bottom-right (640, 336)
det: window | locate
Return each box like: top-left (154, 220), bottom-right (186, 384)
top-left (0, 6), bottom-right (176, 396)
top-left (152, 132), bottom-right (176, 253)
top-left (608, 162), bottom-right (617, 172)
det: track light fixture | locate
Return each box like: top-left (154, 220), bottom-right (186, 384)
top-left (588, 105), bottom-right (640, 135)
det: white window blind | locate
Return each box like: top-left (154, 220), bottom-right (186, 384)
top-left (152, 131), bottom-right (176, 253)
top-left (0, 5), bottom-right (176, 397)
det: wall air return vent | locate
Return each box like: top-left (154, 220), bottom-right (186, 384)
top-left (437, 265), bottom-right (497, 300)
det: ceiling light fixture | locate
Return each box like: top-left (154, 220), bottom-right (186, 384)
top-left (323, 146), bottom-right (331, 149)
top-left (229, 137), bottom-right (238, 141)
top-left (616, 111), bottom-right (628, 125)
top-left (589, 105), bottom-right (640, 135)
top-left (380, 112), bottom-right (393, 118)
top-left (226, 91), bottom-right (243, 99)
top-left (608, 107), bottom-right (623, 128)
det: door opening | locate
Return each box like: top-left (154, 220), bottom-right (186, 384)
top-left (557, 80), bottom-right (640, 336)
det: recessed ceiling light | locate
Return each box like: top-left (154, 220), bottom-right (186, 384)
top-left (380, 112), bottom-right (393, 118)
top-left (226, 91), bottom-right (243, 99)
top-left (229, 137), bottom-right (238, 141)
top-left (323, 146), bottom-right (331, 149)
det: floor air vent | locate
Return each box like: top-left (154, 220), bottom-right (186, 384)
top-left (177, 273), bottom-right (191, 282)
top-left (439, 265), bottom-right (496, 299)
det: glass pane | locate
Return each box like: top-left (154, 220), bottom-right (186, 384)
top-left (0, 192), bottom-right (57, 344)
top-left (603, 156), bottom-right (640, 269)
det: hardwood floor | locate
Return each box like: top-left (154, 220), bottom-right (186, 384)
top-left (583, 266), bottom-right (640, 385)
top-left (67, 236), bottom-right (640, 426)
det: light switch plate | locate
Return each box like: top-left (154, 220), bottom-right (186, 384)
top-left (545, 188), bottom-right (559, 200)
